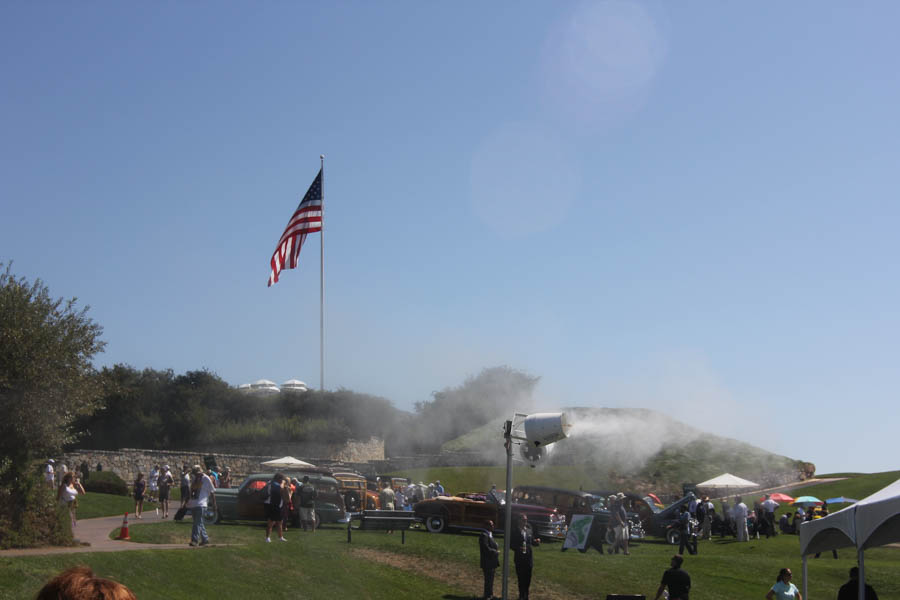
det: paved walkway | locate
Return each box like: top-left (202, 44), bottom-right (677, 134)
top-left (0, 515), bottom-right (193, 557)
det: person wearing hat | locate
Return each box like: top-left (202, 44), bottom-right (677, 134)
top-left (219, 467), bottom-right (232, 489)
top-left (186, 464), bottom-right (216, 547)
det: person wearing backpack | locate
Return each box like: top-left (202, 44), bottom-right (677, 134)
top-left (264, 473), bottom-right (288, 543)
top-left (297, 475), bottom-right (318, 532)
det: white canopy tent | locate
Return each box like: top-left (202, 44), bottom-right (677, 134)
top-left (260, 456), bottom-right (316, 469)
top-left (696, 473), bottom-right (759, 497)
top-left (799, 476), bottom-right (900, 599)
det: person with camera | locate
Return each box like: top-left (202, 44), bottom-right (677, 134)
top-left (186, 464), bottom-right (216, 547)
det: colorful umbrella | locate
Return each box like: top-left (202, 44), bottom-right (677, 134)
top-left (760, 493), bottom-right (795, 503)
top-left (825, 496), bottom-right (859, 504)
top-left (791, 495), bottom-right (823, 506)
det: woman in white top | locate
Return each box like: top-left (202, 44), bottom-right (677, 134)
top-left (57, 472), bottom-right (86, 528)
top-left (766, 567), bottom-right (802, 600)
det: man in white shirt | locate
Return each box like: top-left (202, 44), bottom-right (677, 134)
top-left (732, 496), bottom-right (749, 541)
top-left (44, 460), bottom-right (55, 488)
top-left (186, 465), bottom-right (216, 547)
top-left (761, 495), bottom-right (780, 538)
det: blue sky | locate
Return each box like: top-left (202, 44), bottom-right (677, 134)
top-left (3, 2), bottom-right (898, 475)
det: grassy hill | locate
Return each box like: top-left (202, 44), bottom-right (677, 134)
top-left (440, 407), bottom-right (806, 495)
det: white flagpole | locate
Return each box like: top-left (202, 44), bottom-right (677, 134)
top-left (319, 154), bottom-right (325, 392)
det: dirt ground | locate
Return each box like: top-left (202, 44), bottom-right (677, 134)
top-left (349, 547), bottom-right (591, 600)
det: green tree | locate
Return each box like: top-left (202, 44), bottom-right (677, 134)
top-left (0, 262), bottom-right (106, 484)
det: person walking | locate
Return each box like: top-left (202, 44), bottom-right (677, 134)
top-left (148, 465), bottom-right (160, 504)
top-left (762, 494), bottom-right (780, 537)
top-left (655, 554), bottom-right (691, 600)
top-left (298, 475), bottom-right (318, 532)
top-left (837, 566), bottom-right (879, 600)
top-left (133, 473), bottom-right (146, 519)
top-left (186, 465), bottom-right (216, 547)
top-left (510, 514), bottom-right (540, 600)
top-left (766, 568), bottom-right (802, 600)
top-left (264, 473), bottom-right (288, 542)
top-left (479, 520), bottom-right (500, 600)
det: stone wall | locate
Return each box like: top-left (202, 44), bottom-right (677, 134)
top-left (59, 437), bottom-right (384, 485)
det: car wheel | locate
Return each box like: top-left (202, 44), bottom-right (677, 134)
top-left (666, 529), bottom-right (681, 545)
top-left (214, 509), bottom-right (222, 525)
top-left (425, 514), bottom-right (448, 533)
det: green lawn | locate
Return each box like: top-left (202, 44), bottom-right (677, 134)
top-left (3, 472), bottom-right (897, 599)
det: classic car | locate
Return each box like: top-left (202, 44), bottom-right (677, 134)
top-left (332, 471), bottom-right (373, 512)
top-left (513, 485), bottom-right (644, 543)
top-left (413, 491), bottom-right (566, 539)
top-left (215, 472), bottom-right (350, 527)
top-left (628, 492), bottom-right (697, 542)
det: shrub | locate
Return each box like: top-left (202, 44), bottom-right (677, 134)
top-left (82, 471), bottom-right (128, 496)
top-left (0, 474), bottom-right (73, 549)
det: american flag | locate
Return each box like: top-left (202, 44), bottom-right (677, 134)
top-left (268, 169), bottom-right (323, 286)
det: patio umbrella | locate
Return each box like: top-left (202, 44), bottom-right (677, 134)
top-left (260, 456), bottom-right (316, 469)
top-left (761, 493), bottom-right (795, 503)
top-left (791, 496), bottom-right (823, 507)
top-left (825, 496), bottom-right (859, 504)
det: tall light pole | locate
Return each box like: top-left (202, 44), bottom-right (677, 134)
top-left (500, 413), bottom-right (569, 600)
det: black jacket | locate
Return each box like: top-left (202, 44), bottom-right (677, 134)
top-left (479, 530), bottom-right (499, 570)
top-left (509, 525), bottom-right (538, 567)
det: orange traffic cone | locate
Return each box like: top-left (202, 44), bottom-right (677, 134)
top-left (116, 512), bottom-right (130, 540)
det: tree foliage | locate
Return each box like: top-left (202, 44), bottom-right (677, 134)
top-left (0, 263), bottom-right (106, 484)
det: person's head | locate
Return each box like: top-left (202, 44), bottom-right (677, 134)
top-left (671, 554), bottom-right (684, 569)
top-left (765, 494), bottom-right (771, 500)
top-left (61, 472), bottom-right (74, 486)
top-left (154, 464), bottom-right (160, 469)
top-left (736, 496), bottom-right (743, 504)
top-left (517, 514), bottom-right (528, 527)
top-left (680, 505), bottom-right (688, 513)
top-left (777, 568), bottom-right (793, 583)
top-left (192, 465), bottom-right (202, 475)
top-left (35, 566), bottom-right (137, 600)
top-left (302, 475), bottom-right (310, 483)
top-left (848, 566), bottom-right (859, 580)
top-left (485, 520), bottom-right (494, 532)
top-left (136, 473), bottom-right (143, 481)
top-left (274, 473), bottom-right (285, 483)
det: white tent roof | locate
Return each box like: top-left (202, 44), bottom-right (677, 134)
top-left (800, 476), bottom-right (900, 555)
top-left (855, 476), bottom-right (900, 550)
top-left (260, 456), bottom-right (316, 469)
top-left (696, 473), bottom-right (759, 487)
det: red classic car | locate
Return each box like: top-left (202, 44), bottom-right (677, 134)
top-left (413, 491), bottom-right (566, 539)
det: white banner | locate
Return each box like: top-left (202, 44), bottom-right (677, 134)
top-left (562, 514), bottom-right (594, 550)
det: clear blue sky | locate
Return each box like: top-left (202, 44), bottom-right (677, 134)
top-left (3, 2), bottom-right (898, 475)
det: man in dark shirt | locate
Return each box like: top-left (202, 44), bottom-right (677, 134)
top-left (837, 566), bottom-right (879, 600)
top-left (655, 554), bottom-right (691, 600)
top-left (478, 520), bottom-right (500, 600)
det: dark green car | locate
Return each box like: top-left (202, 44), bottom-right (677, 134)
top-left (214, 472), bottom-right (350, 527)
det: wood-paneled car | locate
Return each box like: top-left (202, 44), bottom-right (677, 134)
top-left (513, 485), bottom-right (645, 543)
top-left (413, 492), bottom-right (566, 539)
top-left (215, 472), bottom-right (350, 527)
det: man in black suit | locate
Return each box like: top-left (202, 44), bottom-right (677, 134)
top-left (479, 520), bottom-right (500, 600)
top-left (509, 514), bottom-right (540, 600)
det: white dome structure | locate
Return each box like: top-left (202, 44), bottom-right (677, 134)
top-left (248, 379), bottom-right (280, 395)
top-left (238, 383), bottom-right (252, 393)
top-left (282, 379), bottom-right (308, 393)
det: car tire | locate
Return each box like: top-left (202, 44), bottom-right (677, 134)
top-left (666, 529), bottom-right (681, 545)
top-left (425, 514), bottom-right (448, 533)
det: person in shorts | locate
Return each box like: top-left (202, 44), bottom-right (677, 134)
top-left (157, 465), bottom-right (174, 518)
top-left (264, 473), bottom-right (288, 543)
top-left (298, 475), bottom-right (318, 532)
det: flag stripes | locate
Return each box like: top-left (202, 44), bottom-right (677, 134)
top-left (268, 169), bottom-right (323, 286)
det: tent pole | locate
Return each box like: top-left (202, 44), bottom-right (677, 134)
top-left (802, 555), bottom-right (808, 600)
top-left (858, 548), bottom-right (865, 599)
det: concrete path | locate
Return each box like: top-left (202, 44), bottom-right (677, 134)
top-left (0, 515), bottom-right (196, 557)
